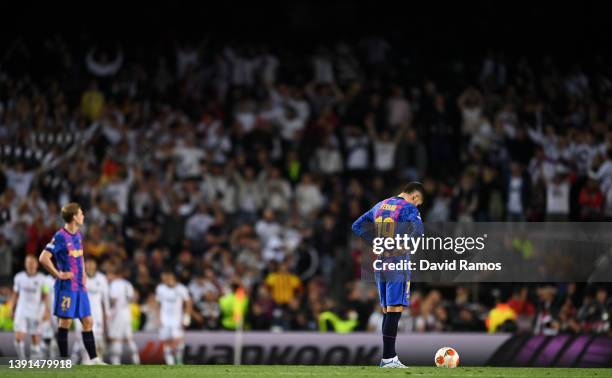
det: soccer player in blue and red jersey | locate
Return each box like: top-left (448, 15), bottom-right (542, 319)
top-left (38, 202), bottom-right (104, 364)
top-left (352, 182), bottom-right (424, 368)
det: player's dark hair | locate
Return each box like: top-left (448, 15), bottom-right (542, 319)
top-left (403, 182), bottom-right (425, 197)
top-left (61, 202), bottom-right (81, 223)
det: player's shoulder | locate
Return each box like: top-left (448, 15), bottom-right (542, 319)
top-left (376, 196), bottom-right (404, 208)
top-left (401, 201), bottom-right (420, 213)
top-left (52, 229), bottom-right (67, 242)
top-left (370, 199), bottom-right (386, 212)
top-left (398, 202), bottom-right (421, 219)
top-left (14, 271), bottom-right (26, 281)
top-left (176, 284), bottom-right (190, 299)
top-left (375, 199), bottom-right (386, 207)
top-left (112, 278), bottom-right (131, 289)
top-left (35, 273), bottom-right (46, 282)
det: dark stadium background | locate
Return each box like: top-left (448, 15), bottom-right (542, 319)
top-left (0, 0), bottom-right (611, 367)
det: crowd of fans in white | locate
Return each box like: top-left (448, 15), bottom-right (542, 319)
top-left (0, 35), bottom-right (610, 344)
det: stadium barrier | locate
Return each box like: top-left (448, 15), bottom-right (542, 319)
top-left (0, 332), bottom-right (609, 367)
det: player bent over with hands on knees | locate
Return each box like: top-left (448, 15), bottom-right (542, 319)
top-left (352, 182), bottom-right (424, 368)
top-left (38, 202), bottom-right (106, 364)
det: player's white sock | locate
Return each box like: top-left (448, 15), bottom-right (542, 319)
top-left (96, 336), bottom-right (106, 360)
top-left (71, 340), bottom-right (82, 363)
top-left (48, 339), bottom-right (59, 360)
top-left (30, 343), bottom-right (42, 359)
top-left (110, 341), bottom-right (122, 365)
top-left (14, 340), bottom-right (26, 360)
top-left (163, 345), bottom-right (175, 365)
top-left (40, 340), bottom-right (48, 357)
top-left (43, 338), bottom-right (58, 359)
top-left (175, 342), bottom-right (185, 365)
top-left (128, 340), bottom-right (140, 365)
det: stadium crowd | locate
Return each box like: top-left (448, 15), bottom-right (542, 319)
top-left (0, 35), bottom-right (611, 336)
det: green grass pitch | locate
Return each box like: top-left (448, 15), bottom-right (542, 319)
top-left (2, 365), bottom-right (611, 377)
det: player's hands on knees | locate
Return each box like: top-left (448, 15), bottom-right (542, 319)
top-left (57, 271), bottom-right (73, 280)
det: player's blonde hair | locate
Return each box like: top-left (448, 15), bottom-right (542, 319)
top-left (61, 202), bottom-right (81, 223)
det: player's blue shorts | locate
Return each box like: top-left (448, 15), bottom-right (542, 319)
top-left (54, 289), bottom-right (91, 319)
top-left (376, 279), bottom-right (410, 307)
top-left (375, 256), bottom-right (411, 307)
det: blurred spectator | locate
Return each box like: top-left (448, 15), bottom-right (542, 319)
top-left (394, 127), bottom-right (427, 181)
top-left (414, 290), bottom-right (444, 332)
top-left (250, 285), bottom-right (275, 330)
top-left (534, 286), bottom-right (561, 335)
top-left (505, 163), bottom-right (530, 221)
top-left (366, 114), bottom-right (409, 174)
top-left (558, 297), bottom-right (581, 334)
top-left (81, 81), bottom-right (105, 121)
top-left (387, 86), bottom-right (412, 128)
top-left (193, 291), bottom-right (221, 330)
top-left (265, 261), bottom-right (303, 306)
top-left (545, 167), bottom-right (571, 221)
top-left (486, 295), bottom-right (517, 333)
top-left (451, 174), bottom-right (478, 222)
top-left (219, 284), bottom-right (249, 330)
top-left (578, 288), bottom-right (611, 334)
top-left (295, 174), bottom-right (323, 219)
top-left (457, 87), bottom-right (484, 139)
top-left (0, 34), bottom-right (610, 335)
top-left (84, 223), bottom-right (109, 259)
top-left (578, 178), bottom-right (604, 220)
top-left (185, 203), bottom-right (214, 252)
top-left (507, 287), bottom-right (536, 332)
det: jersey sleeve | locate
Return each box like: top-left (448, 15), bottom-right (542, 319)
top-left (127, 283), bottom-right (135, 301)
top-left (180, 286), bottom-right (190, 301)
top-left (155, 285), bottom-right (162, 302)
top-left (44, 232), bottom-right (64, 256)
top-left (13, 273), bottom-right (22, 293)
top-left (351, 203), bottom-right (380, 241)
top-left (109, 283), bottom-right (117, 301)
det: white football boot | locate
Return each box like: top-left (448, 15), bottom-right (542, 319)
top-left (379, 356), bottom-right (408, 368)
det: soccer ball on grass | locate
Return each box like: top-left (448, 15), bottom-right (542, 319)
top-left (434, 346), bottom-right (459, 368)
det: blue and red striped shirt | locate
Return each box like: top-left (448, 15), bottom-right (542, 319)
top-left (44, 228), bottom-right (86, 292)
top-left (352, 196), bottom-right (423, 241)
